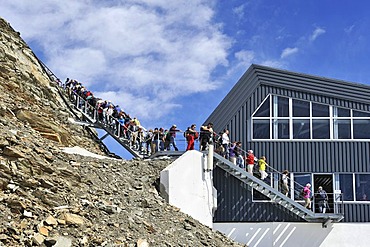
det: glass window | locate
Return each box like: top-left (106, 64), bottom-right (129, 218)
top-left (253, 119), bottom-right (270, 139)
top-left (252, 96), bottom-right (370, 140)
top-left (277, 96), bottom-right (289, 117)
top-left (312, 103), bottom-right (329, 117)
top-left (353, 119), bottom-right (370, 139)
top-left (353, 110), bottom-right (370, 117)
top-left (293, 173), bottom-right (311, 200)
top-left (254, 97), bottom-right (270, 117)
top-left (272, 119), bottom-right (290, 139)
top-left (355, 174), bottom-right (370, 201)
top-left (334, 119), bottom-right (351, 139)
top-left (312, 119), bottom-right (330, 139)
top-left (336, 107), bottom-right (350, 117)
top-left (339, 174), bottom-right (354, 201)
top-left (293, 99), bottom-right (310, 117)
top-left (293, 119), bottom-right (310, 139)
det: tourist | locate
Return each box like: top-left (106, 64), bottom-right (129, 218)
top-left (303, 183), bottom-right (312, 210)
top-left (199, 122), bottom-right (214, 151)
top-left (316, 186), bottom-right (328, 213)
top-left (280, 170), bottom-right (289, 196)
top-left (258, 156), bottom-right (269, 180)
top-left (246, 150), bottom-right (257, 175)
top-left (221, 129), bottom-right (230, 159)
top-left (185, 124), bottom-right (198, 151)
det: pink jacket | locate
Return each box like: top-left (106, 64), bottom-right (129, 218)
top-left (303, 186), bottom-right (311, 199)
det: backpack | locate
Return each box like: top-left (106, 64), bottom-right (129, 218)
top-left (300, 188), bottom-right (305, 197)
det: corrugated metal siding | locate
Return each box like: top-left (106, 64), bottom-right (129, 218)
top-left (254, 65), bottom-right (370, 105)
top-left (343, 204), bottom-right (370, 222)
top-left (248, 141), bottom-right (370, 173)
top-left (208, 64), bottom-right (370, 223)
top-left (213, 167), bottom-right (303, 222)
top-left (213, 168), bottom-right (370, 223)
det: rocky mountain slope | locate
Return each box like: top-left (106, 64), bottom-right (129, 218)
top-left (0, 17), bottom-right (245, 246)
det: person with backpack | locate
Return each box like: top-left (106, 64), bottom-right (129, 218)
top-left (316, 186), bottom-right (329, 213)
top-left (144, 129), bottom-right (154, 155)
top-left (199, 122), bottom-right (214, 151)
top-left (185, 124), bottom-right (198, 151)
top-left (164, 125), bottom-right (180, 151)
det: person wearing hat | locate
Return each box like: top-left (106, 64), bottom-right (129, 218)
top-left (245, 150), bottom-right (257, 174)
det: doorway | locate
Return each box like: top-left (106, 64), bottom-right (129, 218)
top-left (313, 174), bottom-right (333, 213)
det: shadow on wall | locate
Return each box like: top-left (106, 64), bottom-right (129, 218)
top-left (214, 222), bottom-right (334, 247)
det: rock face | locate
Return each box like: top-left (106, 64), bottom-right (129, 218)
top-left (0, 17), bottom-right (245, 246)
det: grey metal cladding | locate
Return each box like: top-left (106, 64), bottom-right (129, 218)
top-left (206, 64), bottom-right (370, 172)
top-left (206, 64), bottom-right (370, 130)
top-left (213, 167), bottom-right (304, 222)
top-left (208, 64), bottom-right (370, 222)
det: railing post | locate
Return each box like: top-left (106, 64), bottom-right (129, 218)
top-left (117, 123), bottom-right (121, 137)
top-left (84, 100), bottom-right (88, 114)
top-left (76, 95), bottom-right (79, 108)
top-left (207, 139), bottom-right (214, 171)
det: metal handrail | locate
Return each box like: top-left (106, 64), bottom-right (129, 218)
top-left (312, 192), bottom-right (344, 215)
top-left (213, 152), bottom-right (315, 216)
top-left (66, 89), bottom-right (202, 154)
top-left (210, 137), bottom-right (307, 198)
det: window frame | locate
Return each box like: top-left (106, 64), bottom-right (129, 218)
top-left (251, 94), bottom-right (370, 141)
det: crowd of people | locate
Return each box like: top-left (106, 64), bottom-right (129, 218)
top-left (63, 78), bottom-right (220, 156)
top-left (62, 77), bottom-right (330, 213)
top-left (215, 127), bottom-right (272, 181)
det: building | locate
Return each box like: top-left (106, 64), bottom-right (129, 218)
top-left (206, 64), bottom-right (370, 223)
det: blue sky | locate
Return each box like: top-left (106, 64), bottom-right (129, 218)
top-left (2, 1), bottom-right (370, 158)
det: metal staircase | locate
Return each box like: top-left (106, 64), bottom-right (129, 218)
top-left (213, 152), bottom-right (344, 225)
top-left (32, 56), bottom-right (146, 159)
top-left (70, 93), bottom-right (145, 159)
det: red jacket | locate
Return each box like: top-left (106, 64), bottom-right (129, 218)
top-left (246, 154), bottom-right (255, 165)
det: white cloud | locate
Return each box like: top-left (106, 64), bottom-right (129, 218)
top-left (0, 0), bottom-right (231, 121)
top-left (235, 50), bottom-right (254, 63)
top-left (310, 27), bottom-right (326, 41)
top-left (233, 4), bottom-right (246, 19)
top-left (261, 60), bottom-right (284, 69)
top-left (344, 24), bottom-right (355, 34)
top-left (280, 47), bottom-right (298, 59)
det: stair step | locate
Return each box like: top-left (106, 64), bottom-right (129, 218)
top-left (298, 212), bottom-right (306, 218)
top-left (269, 195), bottom-right (278, 200)
top-left (291, 208), bottom-right (299, 214)
top-left (262, 192), bottom-right (271, 197)
top-left (215, 158), bottom-right (315, 221)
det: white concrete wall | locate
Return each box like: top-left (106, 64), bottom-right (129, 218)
top-left (160, 150), bottom-right (216, 228)
top-left (160, 151), bottom-right (370, 246)
top-left (214, 222), bottom-right (370, 247)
